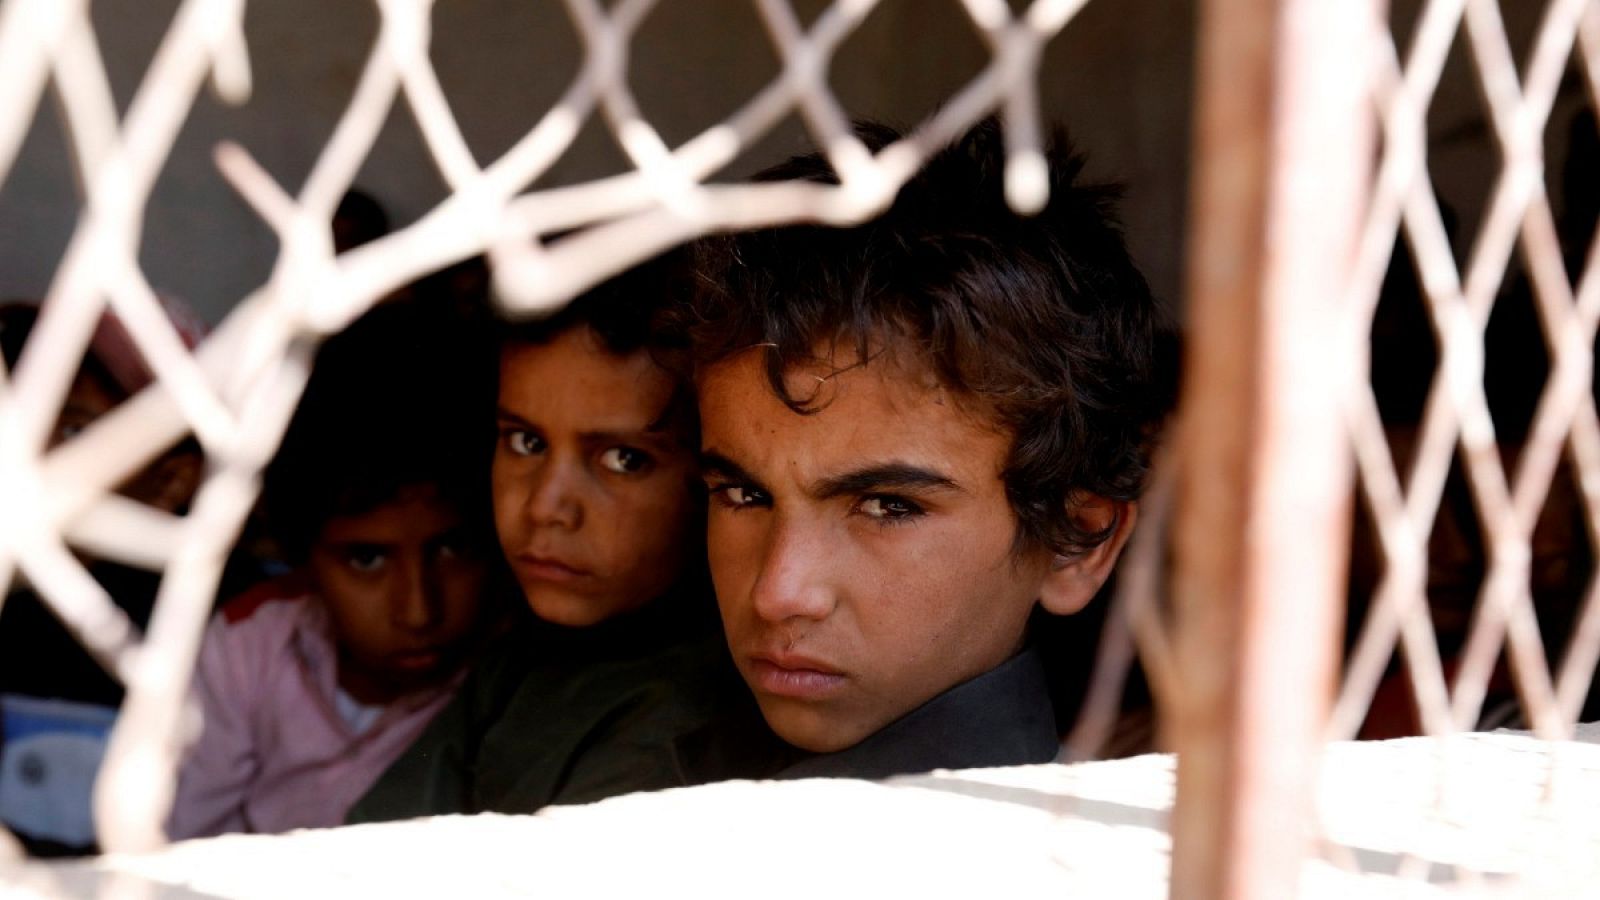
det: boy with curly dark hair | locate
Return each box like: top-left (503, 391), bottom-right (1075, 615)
top-left (679, 120), bottom-right (1167, 778)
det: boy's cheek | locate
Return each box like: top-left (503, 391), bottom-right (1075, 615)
top-left (706, 520), bottom-right (761, 601)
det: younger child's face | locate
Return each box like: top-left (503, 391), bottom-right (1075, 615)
top-left (698, 348), bottom-right (1057, 753)
top-left (309, 486), bottom-right (487, 703)
top-left (493, 328), bottom-right (700, 627)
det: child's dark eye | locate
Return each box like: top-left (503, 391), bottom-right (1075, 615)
top-left (856, 495), bottom-right (923, 522)
top-left (344, 547), bottom-right (389, 573)
top-left (708, 483), bottom-right (770, 510)
top-left (505, 429), bottom-right (545, 456)
top-left (53, 413), bottom-right (95, 444)
top-left (433, 533), bottom-right (474, 562)
top-left (599, 446), bottom-right (652, 475)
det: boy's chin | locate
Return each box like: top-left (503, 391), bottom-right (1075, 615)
top-left (523, 587), bottom-right (638, 628)
top-left (756, 697), bottom-right (877, 755)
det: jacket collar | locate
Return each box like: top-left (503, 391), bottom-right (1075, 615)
top-left (673, 647), bottom-right (1059, 785)
top-left (776, 647), bottom-right (1059, 781)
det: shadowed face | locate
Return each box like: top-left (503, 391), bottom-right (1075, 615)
top-left (493, 328), bottom-right (700, 626)
top-left (698, 348), bottom-right (1056, 753)
top-left (309, 486), bottom-right (488, 704)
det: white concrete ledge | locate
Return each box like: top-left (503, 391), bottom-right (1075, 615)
top-left (7, 733), bottom-right (1600, 898)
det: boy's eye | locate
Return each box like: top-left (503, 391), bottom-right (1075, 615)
top-left (709, 484), bottom-right (770, 510)
top-left (599, 446), bottom-right (652, 474)
top-left (856, 495), bottom-right (924, 522)
top-left (344, 547), bottom-right (389, 573)
top-left (505, 430), bottom-right (545, 456)
top-left (53, 413), bottom-right (94, 443)
top-left (433, 531), bottom-right (479, 563)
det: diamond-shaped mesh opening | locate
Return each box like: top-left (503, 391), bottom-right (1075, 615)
top-left (827, 0), bottom-right (990, 125)
top-left (1427, 23), bottom-right (1496, 274)
top-left (1344, 451), bottom-right (1489, 740)
top-left (141, 91), bottom-right (279, 307)
top-left (1428, 453), bottom-right (1489, 664)
top-left (88, 0), bottom-right (183, 118)
top-left (630, 2), bottom-right (784, 152)
top-left (349, 100), bottom-right (455, 232)
top-left (227, 1), bottom-right (382, 192)
top-left (0, 559), bottom-right (160, 709)
top-left (1497, 0), bottom-right (1552, 75)
top-left (429, 1), bottom-right (581, 168)
top-left (528, 107), bottom-right (637, 192)
top-left (1369, 237), bottom-right (1440, 481)
top-left (1533, 458), bottom-right (1594, 667)
top-left (1560, 106), bottom-right (1598, 282)
top-left (706, 109), bottom-right (819, 183)
top-left (1388, 0), bottom-right (1427, 60)
top-left (787, 0), bottom-right (832, 29)
top-left (0, 102), bottom-right (76, 302)
top-left (1482, 272), bottom-right (1551, 470)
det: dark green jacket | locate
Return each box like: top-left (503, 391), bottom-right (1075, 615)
top-left (347, 594), bottom-right (747, 822)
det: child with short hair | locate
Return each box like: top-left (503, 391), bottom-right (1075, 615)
top-left (675, 120), bottom-right (1167, 779)
top-left (348, 250), bottom-right (743, 821)
top-left (166, 301), bottom-right (498, 838)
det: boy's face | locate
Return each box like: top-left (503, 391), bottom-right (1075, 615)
top-left (309, 486), bottom-right (487, 703)
top-left (493, 328), bottom-right (699, 627)
top-left (698, 349), bottom-right (1056, 753)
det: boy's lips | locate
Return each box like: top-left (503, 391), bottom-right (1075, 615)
top-left (746, 651), bottom-right (847, 700)
top-left (513, 553), bottom-right (593, 584)
top-left (390, 647), bottom-right (445, 672)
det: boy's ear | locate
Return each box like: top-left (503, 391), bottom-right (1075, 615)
top-left (1037, 496), bottom-right (1138, 616)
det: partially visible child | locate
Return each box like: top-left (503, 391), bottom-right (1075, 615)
top-left (0, 299), bottom-right (203, 855)
top-left (348, 250), bottom-right (743, 821)
top-left (166, 301), bottom-right (499, 839)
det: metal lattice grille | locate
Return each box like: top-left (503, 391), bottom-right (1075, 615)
top-left (0, 0), bottom-right (1086, 856)
top-left (1334, 0), bottom-right (1600, 747)
top-left (1060, 0), bottom-right (1600, 893)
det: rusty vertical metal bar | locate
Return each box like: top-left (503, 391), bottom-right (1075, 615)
top-left (1169, 1), bottom-right (1375, 898)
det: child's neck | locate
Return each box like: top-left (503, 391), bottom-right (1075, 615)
top-left (525, 581), bottom-right (718, 656)
top-left (335, 656), bottom-right (449, 706)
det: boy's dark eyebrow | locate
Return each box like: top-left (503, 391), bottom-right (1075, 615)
top-left (813, 463), bottom-right (960, 500)
top-left (495, 407), bottom-right (534, 428)
top-left (699, 450), bottom-right (755, 483)
top-left (497, 406), bottom-right (674, 447)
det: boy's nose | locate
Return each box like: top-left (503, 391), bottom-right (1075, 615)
top-left (393, 556), bottom-right (442, 631)
top-left (747, 518), bottom-right (836, 625)
top-left (525, 459), bottom-right (583, 530)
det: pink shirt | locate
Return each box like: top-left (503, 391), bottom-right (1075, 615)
top-left (167, 582), bottom-right (462, 839)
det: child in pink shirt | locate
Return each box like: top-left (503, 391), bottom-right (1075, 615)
top-left (168, 301), bottom-right (500, 839)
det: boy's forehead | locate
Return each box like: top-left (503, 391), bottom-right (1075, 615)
top-left (500, 331), bottom-right (673, 408)
top-left (697, 348), bottom-right (1009, 473)
top-left (318, 485), bottom-right (462, 541)
top-left (699, 344), bottom-right (992, 426)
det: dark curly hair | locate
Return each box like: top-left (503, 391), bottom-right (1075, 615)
top-left (499, 245), bottom-right (696, 357)
top-left (680, 120), bottom-right (1170, 556)
top-left (497, 246), bottom-right (701, 443)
